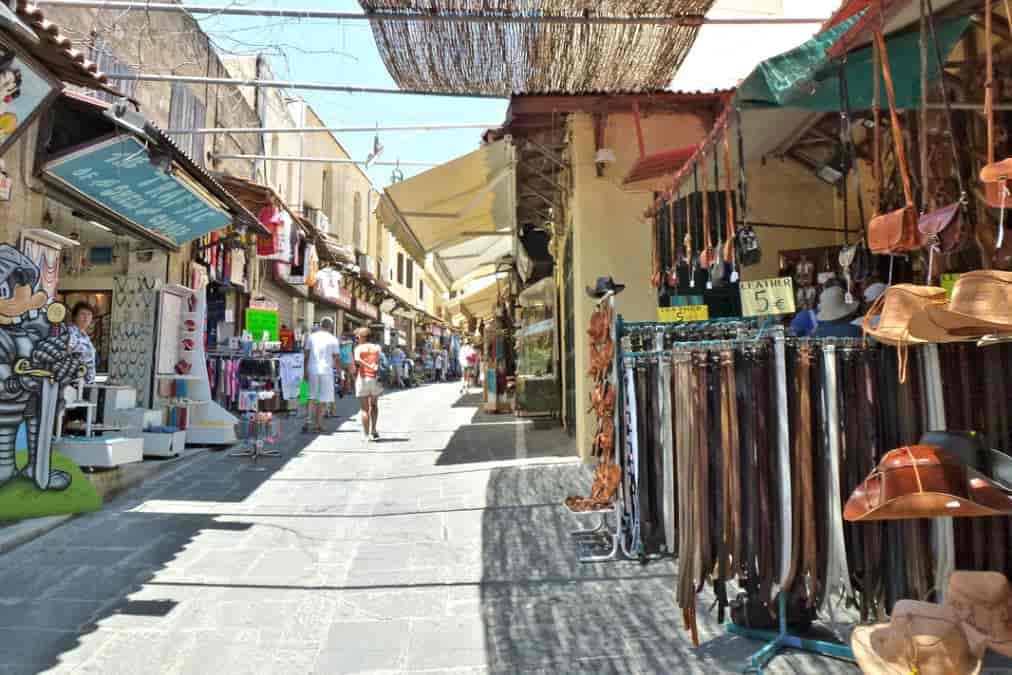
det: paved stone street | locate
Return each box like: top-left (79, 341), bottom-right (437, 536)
top-left (0, 383), bottom-right (860, 674)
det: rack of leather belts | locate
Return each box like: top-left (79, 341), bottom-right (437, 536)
top-left (616, 320), bottom-right (1012, 672)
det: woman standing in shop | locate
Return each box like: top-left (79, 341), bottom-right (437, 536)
top-left (67, 302), bottom-right (97, 384)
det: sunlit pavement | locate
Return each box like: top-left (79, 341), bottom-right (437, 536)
top-left (0, 383), bottom-right (859, 674)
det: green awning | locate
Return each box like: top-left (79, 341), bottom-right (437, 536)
top-left (736, 14), bottom-right (970, 112)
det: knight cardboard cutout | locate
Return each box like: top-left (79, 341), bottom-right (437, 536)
top-left (0, 244), bottom-right (100, 520)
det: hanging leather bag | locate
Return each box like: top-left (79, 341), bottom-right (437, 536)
top-left (917, 0), bottom-right (970, 256)
top-left (732, 109), bottom-right (762, 267)
top-left (977, 0), bottom-right (1012, 257)
top-left (868, 30), bottom-right (921, 255)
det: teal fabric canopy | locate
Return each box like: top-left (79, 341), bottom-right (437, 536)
top-left (736, 14), bottom-right (970, 112)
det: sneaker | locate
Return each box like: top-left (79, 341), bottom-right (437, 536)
top-left (371, 431), bottom-right (380, 441)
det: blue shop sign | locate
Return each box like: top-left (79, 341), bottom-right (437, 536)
top-left (44, 135), bottom-right (231, 247)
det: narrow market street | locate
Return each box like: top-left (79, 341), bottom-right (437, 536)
top-left (0, 383), bottom-right (859, 675)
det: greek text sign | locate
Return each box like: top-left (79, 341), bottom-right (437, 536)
top-left (45, 135), bottom-right (231, 247)
top-left (740, 277), bottom-right (796, 317)
top-left (657, 305), bottom-right (709, 323)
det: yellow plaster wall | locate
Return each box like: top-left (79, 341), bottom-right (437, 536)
top-left (569, 110), bottom-right (708, 461)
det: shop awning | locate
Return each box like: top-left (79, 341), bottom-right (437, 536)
top-left (378, 139), bottom-right (516, 288)
top-left (736, 13), bottom-right (970, 112)
top-left (446, 274), bottom-right (507, 320)
top-left (39, 93), bottom-right (261, 249)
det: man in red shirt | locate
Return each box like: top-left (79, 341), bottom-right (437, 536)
top-left (353, 326), bottom-right (383, 441)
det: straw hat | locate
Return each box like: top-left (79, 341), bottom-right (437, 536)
top-left (852, 600), bottom-right (989, 675)
top-left (920, 270), bottom-right (1012, 338)
top-left (843, 445), bottom-right (1012, 522)
top-left (862, 284), bottom-right (949, 346)
top-left (817, 286), bottom-right (859, 322)
top-left (946, 571), bottom-right (1012, 659)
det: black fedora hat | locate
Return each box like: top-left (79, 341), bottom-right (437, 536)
top-left (586, 276), bottom-right (626, 299)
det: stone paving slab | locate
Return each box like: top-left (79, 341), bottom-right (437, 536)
top-left (0, 383), bottom-right (864, 675)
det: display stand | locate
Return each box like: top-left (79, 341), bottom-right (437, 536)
top-left (568, 292), bottom-right (625, 563)
top-left (154, 284), bottom-right (237, 445)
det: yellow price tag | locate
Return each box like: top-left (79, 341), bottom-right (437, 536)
top-left (657, 305), bottom-right (709, 323)
top-left (941, 273), bottom-right (960, 299)
top-left (739, 277), bottom-right (796, 317)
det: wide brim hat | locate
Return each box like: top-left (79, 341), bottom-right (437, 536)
top-left (843, 445), bottom-right (1012, 522)
top-left (816, 286), bottom-right (860, 322)
top-left (945, 571), bottom-right (1012, 659)
top-left (862, 284), bottom-right (949, 346)
top-left (852, 600), bottom-right (988, 675)
top-left (586, 276), bottom-right (625, 299)
top-left (922, 270), bottom-right (1012, 338)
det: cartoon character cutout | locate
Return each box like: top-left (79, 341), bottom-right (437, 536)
top-left (0, 49), bottom-right (23, 143)
top-left (0, 245), bottom-right (83, 491)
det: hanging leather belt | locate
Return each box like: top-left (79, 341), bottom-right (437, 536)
top-left (752, 345), bottom-right (777, 608)
top-left (674, 350), bottom-right (700, 647)
top-left (720, 349), bottom-right (742, 580)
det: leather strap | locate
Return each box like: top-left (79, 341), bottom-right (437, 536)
top-left (735, 108), bottom-right (749, 224)
top-left (701, 151), bottom-right (713, 251)
top-left (720, 349), bottom-right (742, 574)
top-left (874, 30), bottom-right (915, 210)
top-left (661, 358), bottom-right (676, 554)
top-left (924, 0), bottom-right (966, 203)
top-left (873, 35), bottom-right (882, 213)
top-left (723, 126), bottom-right (736, 258)
top-left (840, 57), bottom-right (868, 242)
top-left (987, 0), bottom-right (995, 168)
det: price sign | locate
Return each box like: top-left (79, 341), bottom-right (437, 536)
top-left (740, 277), bottom-right (796, 317)
top-left (657, 305), bottom-right (709, 323)
top-left (245, 308), bottom-right (280, 342)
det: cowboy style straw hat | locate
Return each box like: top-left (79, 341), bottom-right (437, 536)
top-left (816, 286), bottom-right (860, 322)
top-left (851, 600), bottom-right (990, 675)
top-left (907, 270), bottom-right (1012, 343)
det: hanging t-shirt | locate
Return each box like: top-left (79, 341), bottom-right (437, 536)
top-left (278, 353), bottom-right (304, 400)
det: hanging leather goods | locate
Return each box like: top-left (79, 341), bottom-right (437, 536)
top-left (837, 58), bottom-right (872, 298)
top-left (868, 30), bottom-right (921, 255)
top-left (709, 137), bottom-right (729, 287)
top-left (978, 0), bottom-right (1011, 251)
top-left (733, 108), bottom-right (761, 267)
top-left (721, 122), bottom-right (738, 282)
top-left (667, 196), bottom-right (679, 288)
top-left (698, 148), bottom-right (715, 271)
top-left (917, 0), bottom-right (970, 268)
top-left (650, 208), bottom-right (662, 289)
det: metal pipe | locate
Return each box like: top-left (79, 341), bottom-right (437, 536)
top-left (104, 73), bottom-right (507, 99)
top-left (164, 122), bottom-right (501, 135)
top-left (212, 153), bottom-right (439, 166)
top-left (34, 0), bottom-right (829, 25)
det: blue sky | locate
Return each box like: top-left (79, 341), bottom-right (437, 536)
top-left (192, 0), bottom-right (509, 189)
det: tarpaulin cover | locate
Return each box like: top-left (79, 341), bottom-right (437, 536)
top-left (736, 14), bottom-right (970, 112)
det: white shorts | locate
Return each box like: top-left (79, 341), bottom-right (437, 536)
top-left (308, 373), bottom-right (335, 403)
top-left (355, 376), bottom-right (383, 398)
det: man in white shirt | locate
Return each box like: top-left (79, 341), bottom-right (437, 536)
top-left (303, 317), bottom-right (340, 433)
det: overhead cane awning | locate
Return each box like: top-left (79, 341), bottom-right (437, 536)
top-left (379, 139), bottom-right (517, 289)
top-left (447, 273), bottom-right (507, 322)
top-left (38, 92), bottom-right (261, 250)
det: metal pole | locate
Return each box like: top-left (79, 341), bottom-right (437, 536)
top-left (33, 1), bottom-right (830, 25)
top-left (212, 153), bottom-right (438, 166)
top-left (164, 122), bottom-right (500, 135)
top-left (104, 73), bottom-right (506, 98)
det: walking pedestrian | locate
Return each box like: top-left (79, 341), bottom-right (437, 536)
top-left (458, 342), bottom-right (475, 394)
top-left (391, 345), bottom-right (405, 388)
top-left (434, 349), bottom-right (445, 382)
top-left (302, 317), bottom-right (340, 434)
top-left (353, 326), bottom-right (383, 441)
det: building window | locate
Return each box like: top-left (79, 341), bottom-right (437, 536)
top-left (89, 38), bottom-right (137, 104)
top-left (406, 259), bottom-right (414, 289)
top-left (419, 280), bottom-right (424, 301)
top-left (397, 252), bottom-right (404, 284)
top-left (168, 83), bottom-right (207, 167)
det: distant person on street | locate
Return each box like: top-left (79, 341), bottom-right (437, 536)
top-left (459, 342), bottom-right (475, 393)
top-left (391, 346), bottom-right (405, 388)
top-left (303, 317), bottom-right (340, 434)
top-left (434, 349), bottom-right (445, 382)
top-left (354, 326), bottom-right (383, 441)
top-left (423, 351), bottom-right (433, 382)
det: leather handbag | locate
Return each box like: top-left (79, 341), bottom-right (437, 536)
top-left (844, 445), bottom-right (1012, 521)
top-left (918, 1), bottom-right (971, 257)
top-left (868, 31), bottom-right (920, 255)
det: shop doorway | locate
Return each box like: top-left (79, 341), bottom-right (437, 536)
top-left (56, 290), bottom-right (112, 374)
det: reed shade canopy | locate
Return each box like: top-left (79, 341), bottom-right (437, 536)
top-left (356, 0), bottom-right (716, 95)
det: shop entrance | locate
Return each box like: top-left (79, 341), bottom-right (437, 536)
top-left (55, 290), bottom-right (112, 374)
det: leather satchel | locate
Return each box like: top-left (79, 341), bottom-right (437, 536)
top-left (918, 202), bottom-right (966, 254)
top-left (868, 31), bottom-right (920, 255)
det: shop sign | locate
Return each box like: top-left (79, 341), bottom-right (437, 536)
top-left (0, 35), bottom-right (61, 160)
top-left (740, 277), bottom-right (796, 317)
top-left (336, 287), bottom-right (353, 310)
top-left (245, 308), bottom-right (280, 341)
top-left (355, 298), bottom-right (378, 320)
top-left (44, 136), bottom-right (231, 247)
top-left (657, 305), bottom-right (709, 323)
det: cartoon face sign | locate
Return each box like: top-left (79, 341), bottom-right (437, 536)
top-left (0, 50), bottom-right (21, 140)
top-left (0, 267), bottom-right (48, 326)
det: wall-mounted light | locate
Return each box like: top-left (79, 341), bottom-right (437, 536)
top-left (594, 148), bottom-right (616, 175)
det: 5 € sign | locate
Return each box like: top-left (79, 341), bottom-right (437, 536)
top-left (740, 277), bottom-right (796, 317)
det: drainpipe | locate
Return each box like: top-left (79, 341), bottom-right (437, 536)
top-left (253, 55), bottom-right (267, 182)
